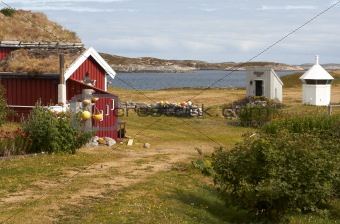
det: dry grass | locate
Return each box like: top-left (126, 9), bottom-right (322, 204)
top-left (109, 87), bottom-right (245, 107)
top-left (0, 9), bottom-right (80, 43)
top-left (1, 82), bottom-right (340, 223)
top-left (0, 9), bottom-right (83, 73)
top-left (0, 48), bottom-right (84, 73)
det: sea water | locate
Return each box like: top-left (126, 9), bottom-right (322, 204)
top-left (108, 70), bottom-right (295, 90)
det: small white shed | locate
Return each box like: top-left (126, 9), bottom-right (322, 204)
top-left (246, 67), bottom-right (283, 102)
top-left (299, 55), bottom-right (333, 106)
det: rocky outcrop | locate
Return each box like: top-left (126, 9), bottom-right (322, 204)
top-left (111, 64), bottom-right (197, 73)
top-left (100, 53), bottom-right (304, 73)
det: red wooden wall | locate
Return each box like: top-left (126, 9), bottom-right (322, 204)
top-left (1, 76), bottom-right (58, 106)
top-left (67, 78), bottom-right (118, 140)
top-left (69, 56), bottom-right (106, 90)
top-left (1, 75), bottom-right (59, 121)
top-left (0, 47), bottom-right (17, 61)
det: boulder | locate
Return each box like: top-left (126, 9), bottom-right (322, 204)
top-left (144, 143), bottom-right (151, 148)
top-left (103, 137), bottom-right (116, 146)
top-left (87, 142), bottom-right (99, 147)
top-left (92, 136), bottom-right (99, 143)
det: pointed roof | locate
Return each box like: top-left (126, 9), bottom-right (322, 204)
top-left (64, 47), bottom-right (116, 81)
top-left (300, 55), bottom-right (334, 80)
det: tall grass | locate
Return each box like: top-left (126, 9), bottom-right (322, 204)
top-left (0, 9), bottom-right (80, 42)
top-left (262, 114), bottom-right (340, 134)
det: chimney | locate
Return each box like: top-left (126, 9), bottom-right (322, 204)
top-left (315, 55), bottom-right (319, 65)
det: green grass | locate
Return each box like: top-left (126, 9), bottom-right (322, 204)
top-left (1, 82), bottom-right (340, 223)
top-left (0, 150), bottom-right (124, 198)
top-left (56, 164), bottom-right (251, 224)
top-left (280, 71), bottom-right (340, 88)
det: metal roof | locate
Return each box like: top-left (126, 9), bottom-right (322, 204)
top-left (64, 47), bottom-right (116, 81)
top-left (300, 55), bottom-right (334, 80)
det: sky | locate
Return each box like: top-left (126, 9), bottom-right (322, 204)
top-left (1, 0), bottom-right (340, 64)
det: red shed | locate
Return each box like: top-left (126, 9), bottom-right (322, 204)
top-left (0, 43), bottom-right (120, 140)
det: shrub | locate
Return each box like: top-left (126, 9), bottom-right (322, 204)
top-left (191, 147), bottom-right (215, 176)
top-left (262, 114), bottom-right (340, 135)
top-left (238, 105), bottom-right (280, 127)
top-left (225, 96), bottom-right (284, 127)
top-left (0, 8), bottom-right (15, 17)
top-left (23, 102), bottom-right (93, 154)
top-left (212, 116), bottom-right (340, 223)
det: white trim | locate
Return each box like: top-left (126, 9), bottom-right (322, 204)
top-left (271, 69), bottom-right (283, 86)
top-left (111, 99), bottom-right (115, 110)
top-left (100, 110), bottom-right (104, 121)
top-left (105, 74), bottom-right (107, 91)
top-left (8, 105), bottom-right (35, 108)
top-left (64, 47), bottom-right (116, 82)
top-left (106, 104), bottom-right (109, 115)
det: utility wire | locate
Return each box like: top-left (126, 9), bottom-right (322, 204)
top-left (0, 1), bottom-right (339, 223)
top-left (188, 1), bottom-right (340, 102)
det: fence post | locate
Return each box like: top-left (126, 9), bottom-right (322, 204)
top-left (328, 104), bottom-right (332, 116)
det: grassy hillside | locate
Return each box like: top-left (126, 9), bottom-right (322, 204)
top-left (0, 8), bottom-right (80, 43)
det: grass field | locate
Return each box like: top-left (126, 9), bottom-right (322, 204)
top-left (1, 72), bottom-right (340, 223)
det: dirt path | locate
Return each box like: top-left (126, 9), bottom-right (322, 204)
top-left (0, 145), bottom-right (198, 223)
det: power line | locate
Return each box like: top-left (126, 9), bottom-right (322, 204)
top-left (188, 1), bottom-right (340, 101)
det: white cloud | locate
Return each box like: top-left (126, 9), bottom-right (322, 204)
top-left (1, 0), bottom-right (339, 64)
top-left (238, 40), bottom-right (263, 52)
top-left (200, 8), bottom-right (217, 12)
top-left (258, 5), bottom-right (317, 10)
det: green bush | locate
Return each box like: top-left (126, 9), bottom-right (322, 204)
top-left (191, 147), bottom-right (215, 176)
top-left (23, 102), bottom-right (93, 154)
top-left (238, 105), bottom-right (280, 127)
top-left (226, 96), bottom-right (284, 127)
top-left (212, 116), bottom-right (340, 223)
top-left (0, 8), bottom-right (15, 17)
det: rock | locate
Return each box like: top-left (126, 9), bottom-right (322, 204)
top-left (92, 136), bottom-right (99, 143)
top-left (127, 139), bottom-right (134, 146)
top-left (103, 137), bottom-right (116, 146)
top-left (144, 143), bottom-right (150, 148)
top-left (87, 142), bottom-right (99, 147)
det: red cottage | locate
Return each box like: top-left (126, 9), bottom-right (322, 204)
top-left (0, 42), bottom-right (120, 140)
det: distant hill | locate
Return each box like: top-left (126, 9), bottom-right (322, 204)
top-left (2, 8), bottom-right (337, 73)
top-left (297, 63), bottom-right (340, 71)
top-left (100, 53), bottom-right (303, 73)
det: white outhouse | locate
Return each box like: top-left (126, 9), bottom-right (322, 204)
top-left (299, 55), bottom-right (333, 106)
top-left (246, 67), bottom-right (283, 102)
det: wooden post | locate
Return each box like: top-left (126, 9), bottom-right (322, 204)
top-left (58, 54), bottom-right (66, 104)
top-left (59, 54), bottom-right (65, 84)
top-left (328, 104), bottom-right (332, 116)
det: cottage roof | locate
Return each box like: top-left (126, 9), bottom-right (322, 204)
top-left (0, 47), bottom-right (84, 73)
top-left (0, 46), bottom-right (115, 80)
top-left (300, 55), bottom-right (334, 80)
top-left (64, 47), bottom-right (116, 80)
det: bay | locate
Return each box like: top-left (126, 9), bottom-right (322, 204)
top-left (108, 70), bottom-right (296, 90)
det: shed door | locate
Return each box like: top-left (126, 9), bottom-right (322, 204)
top-left (255, 80), bottom-right (263, 96)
